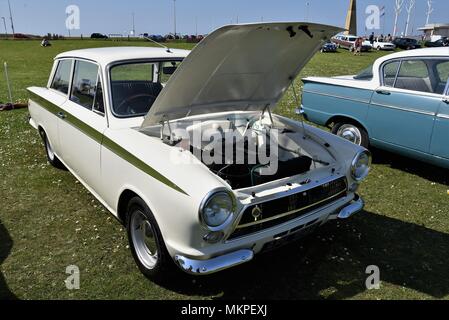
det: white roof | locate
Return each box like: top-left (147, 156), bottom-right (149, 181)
top-left (376, 47), bottom-right (449, 63)
top-left (55, 47), bottom-right (191, 66)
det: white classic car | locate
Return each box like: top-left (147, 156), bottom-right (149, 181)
top-left (372, 39), bottom-right (396, 51)
top-left (28, 22), bottom-right (371, 278)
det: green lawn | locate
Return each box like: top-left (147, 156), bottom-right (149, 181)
top-left (1, 39), bottom-right (449, 300)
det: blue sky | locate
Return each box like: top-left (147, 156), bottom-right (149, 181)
top-left (0, 0), bottom-right (448, 36)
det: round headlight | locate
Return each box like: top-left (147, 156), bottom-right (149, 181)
top-left (200, 191), bottom-right (235, 228)
top-left (351, 151), bottom-right (372, 181)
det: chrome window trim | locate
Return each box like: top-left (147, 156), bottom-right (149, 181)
top-left (380, 56), bottom-right (449, 93)
top-left (70, 60), bottom-right (101, 111)
top-left (392, 60), bottom-right (402, 88)
top-left (302, 89), bottom-right (371, 105)
top-left (92, 71), bottom-right (106, 117)
top-left (65, 58), bottom-right (109, 125)
top-left (49, 58), bottom-right (74, 97)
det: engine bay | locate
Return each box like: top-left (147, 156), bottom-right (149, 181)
top-left (141, 111), bottom-right (336, 190)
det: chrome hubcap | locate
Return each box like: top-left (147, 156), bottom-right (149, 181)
top-left (46, 137), bottom-right (55, 161)
top-left (130, 211), bottom-right (158, 269)
top-left (337, 124), bottom-right (362, 146)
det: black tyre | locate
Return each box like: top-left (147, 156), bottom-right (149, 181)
top-left (40, 130), bottom-right (66, 170)
top-left (332, 122), bottom-right (369, 148)
top-left (126, 197), bottom-right (174, 279)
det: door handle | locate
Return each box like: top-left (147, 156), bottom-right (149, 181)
top-left (57, 112), bottom-right (67, 119)
top-left (376, 90), bottom-right (391, 96)
top-left (443, 98), bottom-right (449, 104)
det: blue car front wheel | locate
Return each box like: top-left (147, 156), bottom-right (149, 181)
top-left (333, 122), bottom-right (369, 148)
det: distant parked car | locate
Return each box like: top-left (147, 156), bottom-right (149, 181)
top-left (425, 37), bottom-right (449, 47)
top-left (332, 35), bottom-right (372, 52)
top-left (186, 35), bottom-right (202, 43)
top-left (321, 41), bottom-right (337, 53)
top-left (13, 33), bottom-right (30, 39)
top-left (148, 35), bottom-right (165, 42)
top-left (91, 33), bottom-right (108, 39)
top-left (393, 37), bottom-right (421, 50)
top-left (301, 47), bottom-right (449, 169)
top-left (372, 39), bottom-right (396, 51)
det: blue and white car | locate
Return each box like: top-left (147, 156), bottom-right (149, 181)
top-left (302, 48), bottom-right (449, 169)
top-left (321, 41), bottom-right (338, 53)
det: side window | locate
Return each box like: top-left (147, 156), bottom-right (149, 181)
top-left (394, 60), bottom-right (432, 93)
top-left (436, 61), bottom-right (449, 83)
top-left (383, 61), bottom-right (400, 87)
top-left (51, 60), bottom-right (72, 94)
top-left (70, 61), bottom-right (100, 110)
top-left (93, 78), bottom-right (105, 114)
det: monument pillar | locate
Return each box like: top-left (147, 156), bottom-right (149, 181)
top-left (344, 0), bottom-right (357, 35)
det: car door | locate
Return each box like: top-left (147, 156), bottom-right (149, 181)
top-left (368, 58), bottom-right (442, 154)
top-left (430, 61), bottom-right (449, 159)
top-left (58, 59), bottom-right (107, 192)
top-left (39, 59), bottom-right (74, 155)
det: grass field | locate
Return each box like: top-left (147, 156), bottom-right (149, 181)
top-left (1, 39), bottom-right (449, 300)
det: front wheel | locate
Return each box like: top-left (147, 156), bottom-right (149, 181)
top-left (332, 122), bottom-right (369, 148)
top-left (126, 197), bottom-right (174, 279)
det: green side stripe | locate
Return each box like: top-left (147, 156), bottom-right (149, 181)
top-left (28, 90), bottom-right (188, 196)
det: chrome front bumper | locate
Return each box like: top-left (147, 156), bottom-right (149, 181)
top-left (175, 249), bottom-right (254, 275)
top-left (174, 195), bottom-right (365, 275)
top-left (330, 194), bottom-right (365, 220)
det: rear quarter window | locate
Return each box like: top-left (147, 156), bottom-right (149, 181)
top-left (51, 60), bottom-right (72, 94)
top-left (437, 61), bottom-right (449, 83)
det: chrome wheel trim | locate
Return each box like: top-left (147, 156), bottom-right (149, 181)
top-left (45, 136), bottom-right (56, 161)
top-left (337, 124), bottom-right (362, 146)
top-left (130, 210), bottom-right (158, 270)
